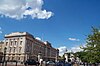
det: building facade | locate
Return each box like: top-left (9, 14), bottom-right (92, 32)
top-left (3, 32), bottom-right (59, 63)
top-left (0, 41), bottom-right (3, 61)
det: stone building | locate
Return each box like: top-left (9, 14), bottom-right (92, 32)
top-left (0, 41), bottom-right (3, 61)
top-left (64, 52), bottom-right (75, 62)
top-left (3, 32), bottom-right (59, 63)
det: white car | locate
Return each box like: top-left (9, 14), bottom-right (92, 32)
top-left (46, 61), bottom-right (55, 65)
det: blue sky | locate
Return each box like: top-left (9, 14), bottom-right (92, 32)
top-left (0, 0), bottom-right (100, 55)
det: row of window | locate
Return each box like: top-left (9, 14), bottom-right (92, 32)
top-left (6, 41), bottom-right (23, 46)
top-left (9, 47), bottom-right (22, 53)
top-left (26, 39), bottom-right (56, 57)
top-left (6, 56), bottom-right (21, 61)
top-left (6, 38), bottom-right (23, 41)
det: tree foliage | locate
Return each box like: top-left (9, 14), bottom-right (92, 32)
top-left (74, 52), bottom-right (87, 62)
top-left (74, 27), bottom-right (100, 63)
top-left (82, 27), bottom-right (100, 63)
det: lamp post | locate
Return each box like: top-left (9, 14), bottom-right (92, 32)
top-left (3, 47), bottom-right (7, 66)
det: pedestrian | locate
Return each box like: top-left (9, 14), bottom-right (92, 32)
top-left (91, 63), bottom-right (96, 66)
top-left (73, 63), bottom-right (79, 66)
top-left (65, 59), bottom-right (72, 66)
top-left (39, 59), bottom-right (43, 66)
top-left (65, 62), bottom-right (71, 66)
top-left (36, 61), bottom-right (40, 66)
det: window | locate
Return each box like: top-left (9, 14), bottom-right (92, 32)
top-left (6, 42), bottom-right (8, 46)
top-left (12, 57), bottom-right (14, 60)
top-left (19, 47), bottom-right (22, 52)
top-left (8, 57), bottom-right (10, 61)
top-left (13, 47), bottom-right (16, 53)
top-left (20, 41), bottom-right (22, 45)
top-left (9, 47), bottom-right (12, 52)
top-left (15, 41), bottom-right (17, 45)
top-left (18, 57), bottom-right (20, 60)
top-left (11, 41), bottom-right (13, 46)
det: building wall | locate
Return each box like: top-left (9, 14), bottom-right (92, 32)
top-left (0, 41), bottom-right (4, 61)
top-left (3, 32), bottom-right (59, 63)
top-left (4, 35), bottom-right (26, 62)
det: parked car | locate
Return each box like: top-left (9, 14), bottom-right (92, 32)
top-left (46, 61), bottom-right (55, 65)
top-left (24, 59), bottom-right (39, 66)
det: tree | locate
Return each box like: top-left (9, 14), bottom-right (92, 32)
top-left (83, 27), bottom-right (100, 63)
top-left (74, 51), bottom-right (88, 62)
top-left (58, 55), bottom-right (65, 61)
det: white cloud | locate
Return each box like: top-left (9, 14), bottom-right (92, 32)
top-left (70, 46), bottom-right (83, 53)
top-left (68, 38), bottom-right (80, 41)
top-left (58, 45), bottom-right (84, 56)
top-left (35, 37), bottom-right (41, 40)
top-left (0, 0), bottom-right (53, 19)
top-left (58, 46), bottom-right (67, 56)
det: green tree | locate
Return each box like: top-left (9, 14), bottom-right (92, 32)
top-left (74, 51), bottom-right (88, 62)
top-left (83, 27), bottom-right (100, 63)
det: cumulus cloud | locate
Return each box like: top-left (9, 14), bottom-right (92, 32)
top-left (35, 37), bottom-right (41, 40)
top-left (0, 0), bottom-right (53, 19)
top-left (70, 46), bottom-right (83, 53)
top-left (58, 45), bottom-right (84, 56)
top-left (58, 46), bottom-right (67, 56)
top-left (68, 38), bottom-right (80, 41)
